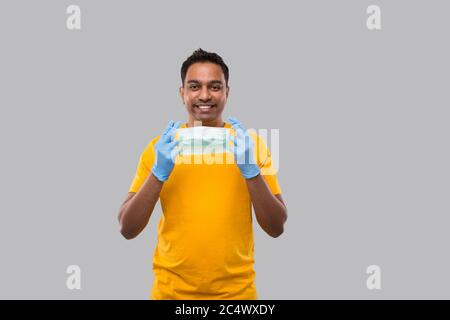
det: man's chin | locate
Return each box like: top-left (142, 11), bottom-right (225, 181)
top-left (191, 110), bottom-right (218, 119)
top-left (195, 116), bottom-right (214, 123)
top-left (192, 114), bottom-right (222, 125)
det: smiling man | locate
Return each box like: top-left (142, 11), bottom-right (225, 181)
top-left (118, 48), bottom-right (287, 300)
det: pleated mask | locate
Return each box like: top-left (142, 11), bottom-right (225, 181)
top-left (175, 127), bottom-right (232, 155)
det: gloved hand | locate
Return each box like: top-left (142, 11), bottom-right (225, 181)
top-left (227, 116), bottom-right (261, 179)
top-left (151, 120), bottom-right (181, 182)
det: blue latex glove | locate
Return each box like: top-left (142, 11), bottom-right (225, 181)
top-left (151, 120), bottom-right (181, 182)
top-left (227, 116), bottom-right (261, 179)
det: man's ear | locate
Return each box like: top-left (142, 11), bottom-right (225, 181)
top-left (226, 86), bottom-right (230, 98)
top-left (179, 86), bottom-right (185, 104)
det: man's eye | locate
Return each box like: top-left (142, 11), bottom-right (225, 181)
top-left (211, 85), bottom-right (221, 90)
top-left (189, 85), bottom-right (198, 90)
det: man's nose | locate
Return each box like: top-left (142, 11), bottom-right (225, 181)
top-left (198, 86), bottom-right (211, 101)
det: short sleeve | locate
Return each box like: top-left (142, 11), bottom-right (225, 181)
top-left (251, 131), bottom-right (282, 195)
top-left (128, 136), bottom-right (159, 193)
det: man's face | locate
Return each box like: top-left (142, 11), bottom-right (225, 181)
top-left (180, 62), bottom-right (229, 125)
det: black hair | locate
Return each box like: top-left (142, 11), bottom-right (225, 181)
top-left (180, 48), bottom-right (229, 86)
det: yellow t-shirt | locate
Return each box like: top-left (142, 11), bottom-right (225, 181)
top-left (128, 122), bottom-right (281, 300)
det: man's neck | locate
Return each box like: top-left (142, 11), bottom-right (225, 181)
top-left (187, 118), bottom-right (225, 128)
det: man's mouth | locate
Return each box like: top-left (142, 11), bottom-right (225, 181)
top-left (194, 104), bottom-right (216, 110)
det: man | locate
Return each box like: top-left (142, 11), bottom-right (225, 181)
top-left (118, 48), bottom-right (287, 300)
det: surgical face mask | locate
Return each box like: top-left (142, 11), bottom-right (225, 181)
top-left (175, 127), bottom-right (231, 155)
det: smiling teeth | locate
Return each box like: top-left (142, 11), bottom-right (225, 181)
top-left (198, 106), bottom-right (212, 109)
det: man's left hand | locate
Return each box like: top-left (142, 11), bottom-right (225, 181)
top-left (227, 116), bottom-right (261, 179)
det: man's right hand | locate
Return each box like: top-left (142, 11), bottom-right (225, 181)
top-left (151, 120), bottom-right (181, 182)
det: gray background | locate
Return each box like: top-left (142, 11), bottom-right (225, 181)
top-left (0, 0), bottom-right (449, 299)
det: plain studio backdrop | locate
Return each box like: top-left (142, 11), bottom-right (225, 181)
top-left (0, 0), bottom-right (449, 299)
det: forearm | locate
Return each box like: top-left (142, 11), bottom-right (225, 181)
top-left (246, 174), bottom-right (287, 238)
top-left (119, 173), bottom-right (163, 239)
